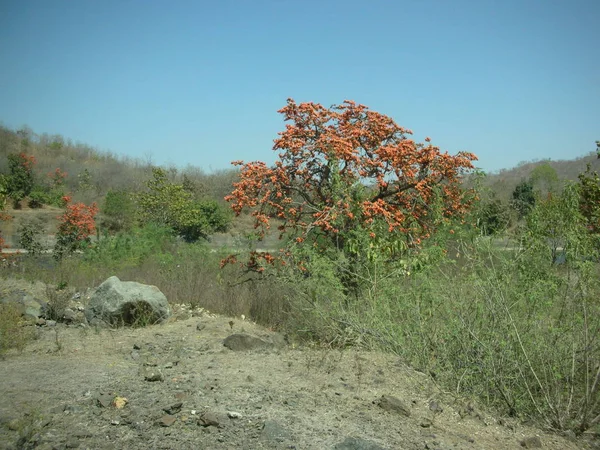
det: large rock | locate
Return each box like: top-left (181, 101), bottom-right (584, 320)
top-left (85, 276), bottom-right (171, 327)
top-left (0, 290), bottom-right (47, 319)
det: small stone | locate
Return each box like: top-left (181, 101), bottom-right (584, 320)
top-left (72, 429), bottom-right (93, 438)
top-left (420, 419), bottom-right (433, 428)
top-left (196, 322), bottom-right (206, 331)
top-left (261, 420), bottom-right (291, 442)
top-left (65, 437), bottom-right (80, 448)
top-left (63, 309), bottom-right (76, 322)
top-left (36, 318), bottom-right (46, 326)
top-left (333, 436), bottom-right (386, 449)
top-left (163, 402), bottom-right (183, 415)
top-left (159, 415), bottom-right (177, 427)
top-left (376, 395), bottom-right (411, 417)
top-left (227, 411), bottom-right (242, 419)
top-left (133, 343), bottom-right (141, 350)
top-left (97, 394), bottom-right (114, 408)
top-left (198, 411), bottom-right (220, 427)
top-left (429, 400), bottom-right (443, 414)
top-left (46, 320), bottom-right (57, 327)
top-left (143, 369), bottom-right (164, 382)
top-left (520, 436), bottom-right (542, 448)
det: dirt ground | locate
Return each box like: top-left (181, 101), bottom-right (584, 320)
top-left (0, 307), bottom-right (596, 450)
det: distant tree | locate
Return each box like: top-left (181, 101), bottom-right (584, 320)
top-left (475, 195), bottom-right (511, 236)
top-left (101, 190), bottom-right (136, 232)
top-left (137, 168), bottom-right (230, 241)
top-left (530, 162), bottom-right (560, 197)
top-left (6, 152), bottom-right (36, 207)
top-left (511, 179), bottom-right (536, 219)
top-left (578, 163), bottom-right (600, 236)
top-left (526, 184), bottom-right (587, 264)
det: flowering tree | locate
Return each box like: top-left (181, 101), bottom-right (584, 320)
top-left (48, 168), bottom-right (68, 187)
top-left (54, 196), bottom-right (99, 260)
top-left (225, 99), bottom-right (477, 279)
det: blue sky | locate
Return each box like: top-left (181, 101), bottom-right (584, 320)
top-left (0, 0), bottom-right (598, 173)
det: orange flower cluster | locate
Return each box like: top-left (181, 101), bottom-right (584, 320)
top-left (57, 199), bottom-right (99, 242)
top-left (17, 152), bottom-right (36, 171)
top-left (48, 168), bottom-right (67, 186)
top-left (224, 99), bottom-right (477, 270)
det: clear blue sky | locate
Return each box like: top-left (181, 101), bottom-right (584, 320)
top-left (0, 0), bottom-right (598, 173)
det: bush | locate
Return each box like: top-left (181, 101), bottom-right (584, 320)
top-left (17, 221), bottom-right (45, 256)
top-left (27, 189), bottom-right (48, 209)
top-left (0, 302), bottom-right (35, 356)
top-left (276, 236), bottom-right (600, 433)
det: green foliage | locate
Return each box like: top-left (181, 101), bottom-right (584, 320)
top-left (0, 302), bottom-right (34, 356)
top-left (18, 222), bottom-right (45, 256)
top-left (511, 179), bottom-right (536, 218)
top-left (6, 152), bottom-right (36, 207)
top-left (101, 189), bottom-right (136, 232)
top-left (529, 162), bottom-right (560, 196)
top-left (578, 163), bottom-right (600, 236)
top-left (84, 223), bottom-right (175, 269)
top-left (474, 195), bottom-right (511, 236)
top-left (0, 174), bottom-right (8, 209)
top-left (525, 183), bottom-right (590, 264)
top-left (137, 168), bottom-right (230, 241)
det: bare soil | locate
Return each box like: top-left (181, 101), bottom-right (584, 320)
top-left (0, 308), bottom-right (594, 450)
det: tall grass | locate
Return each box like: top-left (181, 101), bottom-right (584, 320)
top-left (279, 239), bottom-right (600, 433)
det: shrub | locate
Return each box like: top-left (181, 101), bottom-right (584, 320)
top-left (0, 302), bottom-right (35, 356)
top-left (54, 196), bottom-right (98, 260)
top-left (18, 221), bottom-right (45, 256)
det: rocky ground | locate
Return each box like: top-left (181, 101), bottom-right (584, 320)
top-left (0, 304), bottom-right (596, 450)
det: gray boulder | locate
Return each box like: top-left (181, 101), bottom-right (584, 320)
top-left (85, 276), bottom-right (171, 327)
top-left (0, 290), bottom-right (46, 320)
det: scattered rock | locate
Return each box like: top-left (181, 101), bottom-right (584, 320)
top-left (162, 402), bottom-right (183, 415)
top-left (376, 395), bottom-right (411, 417)
top-left (62, 308), bottom-right (77, 322)
top-left (334, 436), bottom-right (387, 450)
top-left (196, 322), bottom-right (206, 331)
top-left (198, 411), bottom-right (221, 428)
top-left (143, 368), bottom-right (164, 382)
top-left (159, 415), bottom-right (177, 427)
top-left (97, 393), bottom-right (114, 408)
top-left (223, 333), bottom-right (271, 351)
top-left (429, 400), bottom-right (443, 414)
top-left (261, 420), bottom-right (291, 442)
top-left (85, 276), bottom-right (171, 327)
top-left (520, 436), bottom-right (543, 448)
top-left (65, 436), bottom-right (80, 448)
top-left (227, 411), bottom-right (242, 419)
top-left (46, 320), bottom-right (57, 327)
top-left (420, 419), bottom-right (433, 428)
top-left (1, 291), bottom-right (47, 319)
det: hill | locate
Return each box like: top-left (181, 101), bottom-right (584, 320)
top-left (479, 151), bottom-right (600, 200)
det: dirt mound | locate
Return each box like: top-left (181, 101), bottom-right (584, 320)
top-left (0, 310), bottom-right (592, 450)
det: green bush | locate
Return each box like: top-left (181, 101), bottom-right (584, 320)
top-left (137, 168), bottom-right (230, 241)
top-left (0, 302), bottom-right (35, 356)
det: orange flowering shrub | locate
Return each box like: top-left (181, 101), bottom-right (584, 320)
top-left (225, 99), bottom-right (477, 273)
top-left (48, 168), bottom-right (67, 187)
top-left (54, 196), bottom-right (98, 259)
